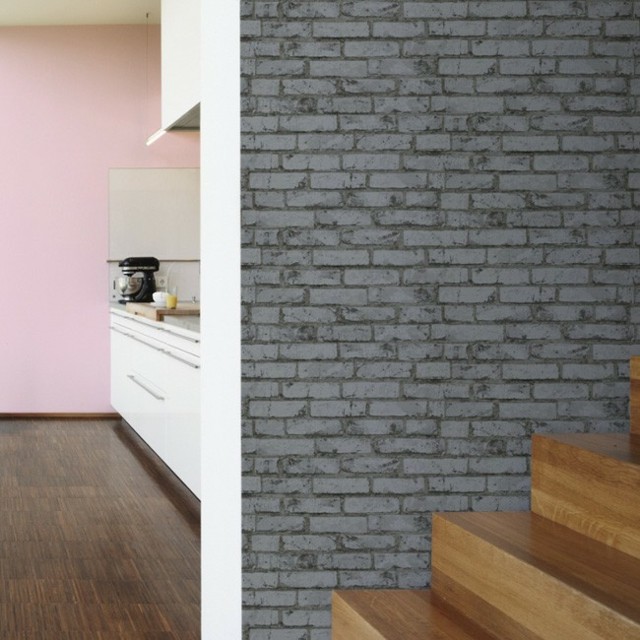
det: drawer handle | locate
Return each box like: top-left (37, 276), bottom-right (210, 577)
top-left (110, 326), bottom-right (134, 338)
top-left (177, 334), bottom-right (200, 344)
top-left (163, 350), bottom-right (201, 369)
top-left (127, 374), bottom-right (165, 401)
top-left (111, 324), bottom-right (200, 346)
top-left (111, 326), bottom-right (166, 354)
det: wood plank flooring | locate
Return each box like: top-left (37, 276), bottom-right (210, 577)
top-left (0, 418), bottom-right (200, 639)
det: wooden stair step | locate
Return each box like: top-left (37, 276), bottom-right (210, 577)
top-left (432, 511), bottom-right (640, 640)
top-left (532, 433), bottom-right (640, 559)
top-left (332, 590), bottom-right (498, 640)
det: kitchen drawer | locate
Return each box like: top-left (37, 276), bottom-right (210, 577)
top-left (111, 312), bottom-right (200, 357)
top-left (110, 323), bottom-right (200, 369)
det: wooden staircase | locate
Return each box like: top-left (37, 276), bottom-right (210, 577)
top-left (332, 357), bottom-right (640, 639)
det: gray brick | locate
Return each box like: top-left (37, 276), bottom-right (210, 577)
top-left (605, 19), bottom-right (640, 36)
top-left (309, 401), bottom-right (367, 417)
top-left (439, 286), bottom-right (496, 303)
top-left (298, 134), bottom-right (354, 150)
top-left (283, 2), bottom-right (339, 18)
top-left (255, 60), bottom-right (305, 76)
top-left (313, 22), bottom-right (370, 38)
top-left (242, 134), bottom-right (297, 150)
top-left (282, 79), bottom-right (339, 95)
top-left (503, 364), bottom-right (559, 380)
top-left (532, 39), bottom-right (590, 56)
top-left (503, 136), bottom-right (559, 152)
top-left (341, 2), bottom-right (400, 17)
top-left (472, 193), bottom-right (526, 210)
top-left (372, 21), bottom-right (425, 37)
top-left (500, 174), bottom-right (557, 191)
top-left (344, 40), bottom-right (400, 57)
top-left (280, 344), bottom-right (338, 360)
top-left (369, 401), bottom-right (428, 417)
top-left (472, 40), bottom-right (529, 56)
top-left (283, 384), bottom-right (341, 400)
top-left (404, 2), bottom-right (467, 18)
top-left (529, 1), bottom-right (586, 16)
top-left (431, 96), bottom-right (504, 114)
top-left (343, 382), bottom-right (400, 398)
top-left (415, 134), bottom-right (451, 151)
top-left (429, 20), bottom-right (486, 36)
top-left (341, 79), bottom-right (397, 95)
top-left (312, 250), bottom-right (369, 266)
top-left (342, 154), bottom-right (400, 170)
top-left (439, 58), bottom-right (497, 76)
top-left (310, 60), bottom-right (367, 77)
top-left (469, 1), bottom-right (527, 17)
top-left (309, 517), bottom-right (368, 535)
top-left (355, 134), bottom-right (411, 150)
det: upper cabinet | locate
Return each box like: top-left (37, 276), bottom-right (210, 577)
top-left (109, 168), bottom-right (200, 261)
top-left (161, 0), bottom-right (200, 130)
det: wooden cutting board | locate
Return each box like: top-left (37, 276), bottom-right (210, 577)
top-left (125, 302), bottom-right (200, 321)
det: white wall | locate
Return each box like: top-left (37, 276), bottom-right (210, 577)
top-left (201, 0), bottom-right (242, 637)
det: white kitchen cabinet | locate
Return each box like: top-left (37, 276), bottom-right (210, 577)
top-left (108, 168), bottom-right (200, 261)
top-left (161, 0), bottom-right (200, 129)
top-left (110, 308), bottom-right (201, 498)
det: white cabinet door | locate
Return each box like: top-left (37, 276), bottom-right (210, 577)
top-left (126, 341), bottom-right (168, 460)
top-left (163, 350), bottom-right (201, 498)
top-left (111, 328), bottom-right (134, 415)
top-left (111, 327), bottom-right (167, 459)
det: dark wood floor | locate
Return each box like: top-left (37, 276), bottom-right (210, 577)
top-left (0, 419), bottom-right (200, 639)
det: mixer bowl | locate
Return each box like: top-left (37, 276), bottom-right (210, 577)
top-left (118, 275), bottom-right (143, 296)
top-left (117, 276), bottom-right (130, 295)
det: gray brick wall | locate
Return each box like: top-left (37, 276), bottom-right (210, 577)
top-left (241, 2), bottom-right (640, 638)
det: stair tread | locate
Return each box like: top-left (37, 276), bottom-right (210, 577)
top-left (332, 590), bottom-right (498, 640)
top-left (435, 511), bottom-right (640, 625)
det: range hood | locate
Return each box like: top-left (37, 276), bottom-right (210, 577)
top-left (170, 103), bottom-right (200, 129)
top-left (146, 103), bottom-right (200, 145)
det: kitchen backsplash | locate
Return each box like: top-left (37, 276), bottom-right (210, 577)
top-left (108, 260), bottom-right (200, 303)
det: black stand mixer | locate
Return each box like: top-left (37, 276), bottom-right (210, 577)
top-left (117, 257), bottom-right (160, 304)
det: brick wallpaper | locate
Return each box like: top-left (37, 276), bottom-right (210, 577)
top-left (240, 2), bottom-right (640, 638)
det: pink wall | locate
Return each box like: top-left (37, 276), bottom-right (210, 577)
top-left (0, 26), bottom-right (200, 413)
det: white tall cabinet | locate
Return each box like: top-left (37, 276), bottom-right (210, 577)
top-left (110, 308), bottom-right (201, 498)
top-left (161, 0), bottom-right (200, 129)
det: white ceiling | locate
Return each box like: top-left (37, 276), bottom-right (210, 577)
top-left (0, 0), bottom-right (161, 26)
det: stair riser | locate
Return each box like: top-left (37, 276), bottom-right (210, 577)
top-left (432, 570), bottom-right (541, 640)
top-left (432, 515), bottom-right (640, 640)
top-left (332, 593), bottom-right (385, 640)
top-left (531, 437), bottom-right (640, 560)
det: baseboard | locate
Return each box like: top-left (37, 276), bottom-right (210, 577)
top-left (0, 413), bottom-right (120, 419)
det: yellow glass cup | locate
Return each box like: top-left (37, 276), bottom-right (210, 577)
top-left (166, 293), bottom-right (178, 309)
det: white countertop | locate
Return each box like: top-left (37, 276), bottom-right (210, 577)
top-left (164, 315), bottom-right (200, 333)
